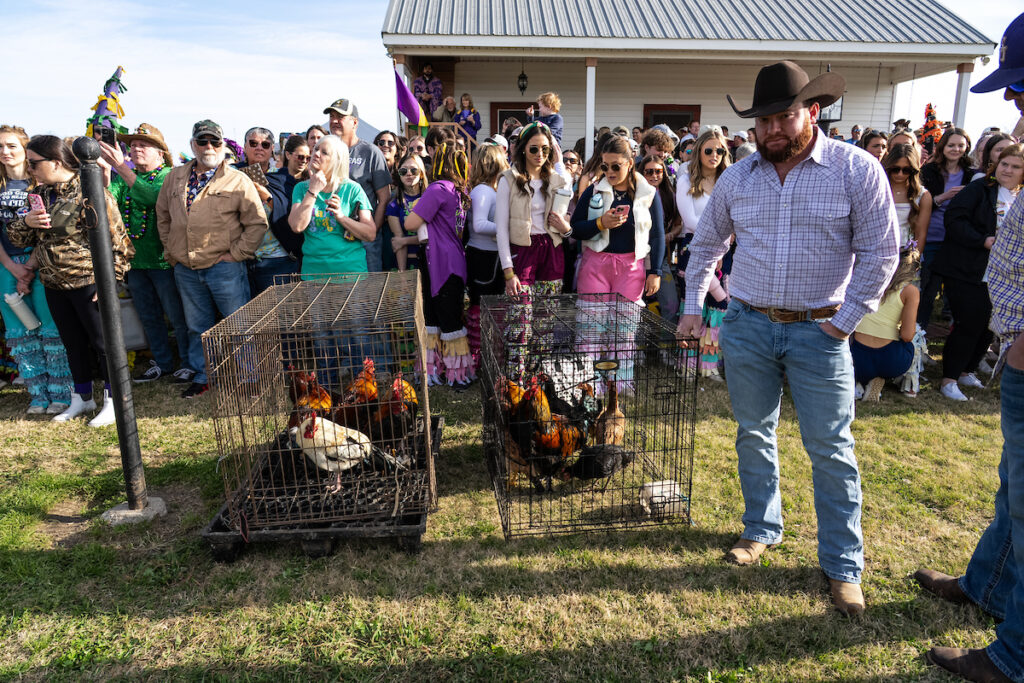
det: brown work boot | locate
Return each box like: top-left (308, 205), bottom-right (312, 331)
top-left (829, 578), bottom-right (866, 616)
top-left (724, 538), bottom-right (771, 566)
top-left (927, 647), bottom-right (1013, 682)
top-left (914, 568), bottom-right (971, 605)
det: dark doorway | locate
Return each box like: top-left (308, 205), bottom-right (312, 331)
top-left (643, 104), bottom-right (702, 135)
top-left (490, 102), bottom-right (533, 136)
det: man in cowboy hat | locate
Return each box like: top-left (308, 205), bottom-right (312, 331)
top-left (916, 13), bottom-right (1024, 683)
top-left (678, 60), bottom-right (900, 616)
top-left (99, 124), bottom-right (195, 388)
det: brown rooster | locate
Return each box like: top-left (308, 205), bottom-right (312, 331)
top-left (521, 380), bottom-right (588, 492)
top-left (496, 378), bottom-right (533, 487)
top-left (369, 374), bottom-right (419, 447)
top-left (592, 378), bottom-right (625, 446)
top-left (287, 367), bottom-right (332, 412)
top-left (331, 358), bottom-right (379, 432)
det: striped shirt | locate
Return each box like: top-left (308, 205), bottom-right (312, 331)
top-left (685, 130), bottom-right (900, 333)
top-left (987, 190), bottom-right (1024, 339)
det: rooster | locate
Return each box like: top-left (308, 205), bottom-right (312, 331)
top-left (521, 379), bottom-right (588, 492)
top-left (537, 373), bottom-right (599, 434)
top-left (592, 378), bottom-right (625, 446)
top-left (289, 409), bottom-right (405, 492)
top-left (369, 374), bottom-right (419, 447)
top-left (560, 443), bottom-right (635, 490)
top-left (495, 378), bottom-right (534, 486)
top-left (287, 366), bottom-right (332, 411)
top-left (331, 358), bottom-right (379, 432)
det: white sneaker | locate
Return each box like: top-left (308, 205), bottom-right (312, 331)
top-left (976, 360), bottom-right (993, 375)
top-left (704, 369), bottom-right (724, 383)
top-left (88, 390), bottom-right (116, 427)
top-left (26, 404), bottom-right (46, 415)
top-left (854, 382), bottom-right (865, 400)
top-left (52, 393), bottom-right (97, 422)
top-left (46, 401), bottom-right (69, 415)
top-left (958, 373), bottom-right (985, 389)
top-left (940, 382), bottom-right (969, 402)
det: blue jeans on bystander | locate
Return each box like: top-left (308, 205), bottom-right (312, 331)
top-left (173, 261), bottom-right (250, 385)
top-left (719, 298), bottom-right (863, 583)
top-left (125, 268), bottom-right (191, 373)
top-left (959, 361), bottom-right (1024, 681)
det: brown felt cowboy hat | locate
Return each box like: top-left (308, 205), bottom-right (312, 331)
top-left (117, 123), bottom-right (173, 166)
top-left (727, 61), bottom-right (846, 119)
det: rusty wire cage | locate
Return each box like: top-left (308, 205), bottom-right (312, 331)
top-left (480, 293), bottom-right (697, 539)
top-left (200, 271), bottom-right (436, 555)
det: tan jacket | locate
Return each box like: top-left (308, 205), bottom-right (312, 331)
top-left (155, 160), bottom-right (267, 270)
top-left (501, 168), bottom-right (568, 248)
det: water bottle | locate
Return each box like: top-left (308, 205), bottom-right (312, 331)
top-left (4, 292), bottom-right (41, 331)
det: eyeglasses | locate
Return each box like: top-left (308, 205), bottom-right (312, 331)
top-left (527, 145), bottom-right (551, 157)
top-left (27, 158), bottom-right (51, 168)
top-left (291, 154), bottom-right (310, 162)
top-left (887, 166), bottom-right (918, 176)
top-left (409, 145), bottom-right (425, 153)
top-left (643, 168), bottom-right (664, 177)
top-left (195, 137), bottom-right (223, 148)
top-left (703, 148), bottom-right (726, 157)
top-left (377, 139), bottom-right (396, 148)
top-left (563, 157), bottom-right (579, 165)
top-left (599, 162), bottom-right (627, 173)
top-left (398, 167), bottom-right (420, 177)
top-left (247, 140), bottom-right (272, 149)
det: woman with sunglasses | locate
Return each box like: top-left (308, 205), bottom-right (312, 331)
top-left (917, 128), bottom-right (977, 331)
top-left (931, 144), bottom-right (1024, 401)
top-left (386, 154), bottom-right (428, 271)
top-left (407, 135), bottom-right (427, 161)
top-left (0, 126), bottom-right (72, 415)
top-left (882, 144), bottom-right (932, 247)
top-left (9, 135), bottom-right (133, 426)
top-left (576, 132), bottom-right (616, 201)
top-left (373, 130), bottom-right (400, 173)
top-left (640, 154), bottom-right (682, 324)
top-left (671, 138), bottom-right (695, 175)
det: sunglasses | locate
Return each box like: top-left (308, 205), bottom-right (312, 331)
top-left (527, 145), bottom-right (551, 157)
top-left (195, 137), bottom-right (223, 148)
top-left (643, 168), bottom-right (664, 177)
top-left (703, 148), bottom-right (726, 157)
top-left (247, 140), bottom-right (272, 149)
top-left (563, 156), bottom-right (579, 164)
top-left (398, 167), bottom-right (420, 177)
top-left (377, 139), bottom-right (396, 148)
top-left (409, 145), bottom-right (425, 153)
top-left (27, 158), bottom-right (51, 168)
top-left (887, 166), bottom-right (918, 176)
top-left (291, 154), bottom-right (310, 162)
top-left (599, 162), bottom-right (627, 173)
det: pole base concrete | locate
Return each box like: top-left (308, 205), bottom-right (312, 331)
top-left (100, 497), bottom-right (167, 526)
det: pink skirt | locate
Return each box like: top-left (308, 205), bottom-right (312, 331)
top-left (576, 249), bottom-right (646, 304)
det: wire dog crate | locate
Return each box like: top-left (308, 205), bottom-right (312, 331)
top-left (200, 272), bottom-right (437, 558)
top-left (480, 293), bottom-right (697, 539)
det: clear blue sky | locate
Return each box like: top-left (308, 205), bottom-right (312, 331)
top-left (1, 0), bottom-right (1020, 158)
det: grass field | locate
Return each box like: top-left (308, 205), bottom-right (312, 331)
top-left (0, 357), bottom-right (1006, 681)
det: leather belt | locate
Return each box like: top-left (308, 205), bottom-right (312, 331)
top-left (735, 298), bottom-right (840, 323)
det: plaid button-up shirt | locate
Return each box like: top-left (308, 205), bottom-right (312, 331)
top-left (987, 191), bottom-right (1024, 340)
top-left (685, 130), bottom-right (900, 333)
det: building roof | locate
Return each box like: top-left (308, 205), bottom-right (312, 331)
top-left (383, 0), bottom-right (993, 58)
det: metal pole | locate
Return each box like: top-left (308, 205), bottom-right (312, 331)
top-left (73, 136), bottom-right (148, 510)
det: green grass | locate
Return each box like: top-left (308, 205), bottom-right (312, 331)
top-left (0, 363), bottom-right (1005, 682)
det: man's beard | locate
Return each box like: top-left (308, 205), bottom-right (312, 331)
top-left (756, 116), bottom-right (815, 163)
top-left (196, 150), bottom-right (224, 169)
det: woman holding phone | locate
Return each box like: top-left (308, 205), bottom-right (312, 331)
top-left (288, 135), bottom-right (375, 278)
top-left (8, 135), bottom-right (133, 426)
top-left (0, 125), bottom-right (72, 415)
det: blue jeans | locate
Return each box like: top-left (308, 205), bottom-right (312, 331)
top-left (363, 226), bottom-right (385, 272)
top-left (125, 268), bottom-right (191, 373)
top-left (173, 261), bottom-right (250, 384)
top-left (719, 299), bottom-right (863, 583)
top-left (960, 361), bottom-right (1024, 681)
top-left (656, 255), bottom-right (679, 326)
top-left (247, 256), bottom-right (298, 296)
top-left (850, 337), bottom-right (914, 385)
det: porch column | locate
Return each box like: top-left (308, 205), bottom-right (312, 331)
top-left (585, 57), bottom-right (597, 160)
top-left (952, 62), bottom-right (974, 128)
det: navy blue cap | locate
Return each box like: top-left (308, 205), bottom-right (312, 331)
top-left (972, 12), bottom-right (1024, 93)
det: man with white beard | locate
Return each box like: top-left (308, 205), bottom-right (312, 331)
top-left (155, 119), bottom-right (267, 398)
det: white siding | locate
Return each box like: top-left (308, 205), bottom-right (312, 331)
top-left (455, 59), bottom-right (896, 145)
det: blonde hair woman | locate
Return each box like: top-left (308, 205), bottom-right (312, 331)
top-left (289, 135), bottom-right (376, 277)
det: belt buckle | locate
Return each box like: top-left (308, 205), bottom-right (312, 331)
top-left (766, 307), bottom-right (788, 323)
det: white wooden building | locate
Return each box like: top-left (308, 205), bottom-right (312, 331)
top-left (382, 0), bottom-right (994, 155)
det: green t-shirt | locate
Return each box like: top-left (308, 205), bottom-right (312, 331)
top-left (109, 167), bottom-right (171, 270)
top-left (292, 179), bottom-right (371, 277)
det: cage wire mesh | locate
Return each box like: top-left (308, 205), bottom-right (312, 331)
top-left (202, 271), bottom-right (436, 535)
top-left (480, 293), bottom-right (697, 539)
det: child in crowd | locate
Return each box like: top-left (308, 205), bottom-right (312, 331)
top-left (386, 154), bottom-right (428, 272)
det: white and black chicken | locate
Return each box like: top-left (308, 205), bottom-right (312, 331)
top-left (288, 409), bottom-right (406, 492)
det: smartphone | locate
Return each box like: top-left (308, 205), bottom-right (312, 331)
top-left (27, 194), bottom-right (45, 213)
top-left (97, 127), bottom-right (117, 146)
top-left (615, 205), bottom-right (631, 218)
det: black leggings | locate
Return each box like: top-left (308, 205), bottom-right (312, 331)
top-left (942, 277), bottom-right (992, 380)
top-left (465, 245), bottom-right (503, 306)
top-left (420, 267), bottom-right (465, 334)
top-left (45, 284), bottom-right (107, 386)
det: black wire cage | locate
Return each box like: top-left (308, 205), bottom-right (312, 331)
top-left (200, 272), bottom-right (437, 557)
top-left (480, 293), bottom-right (698, 539)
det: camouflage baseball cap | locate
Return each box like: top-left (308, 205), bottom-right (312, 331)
top-left (192, 119), bottom-right (223, 140)
top-left (323, 98), bottom-right (359, 118)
